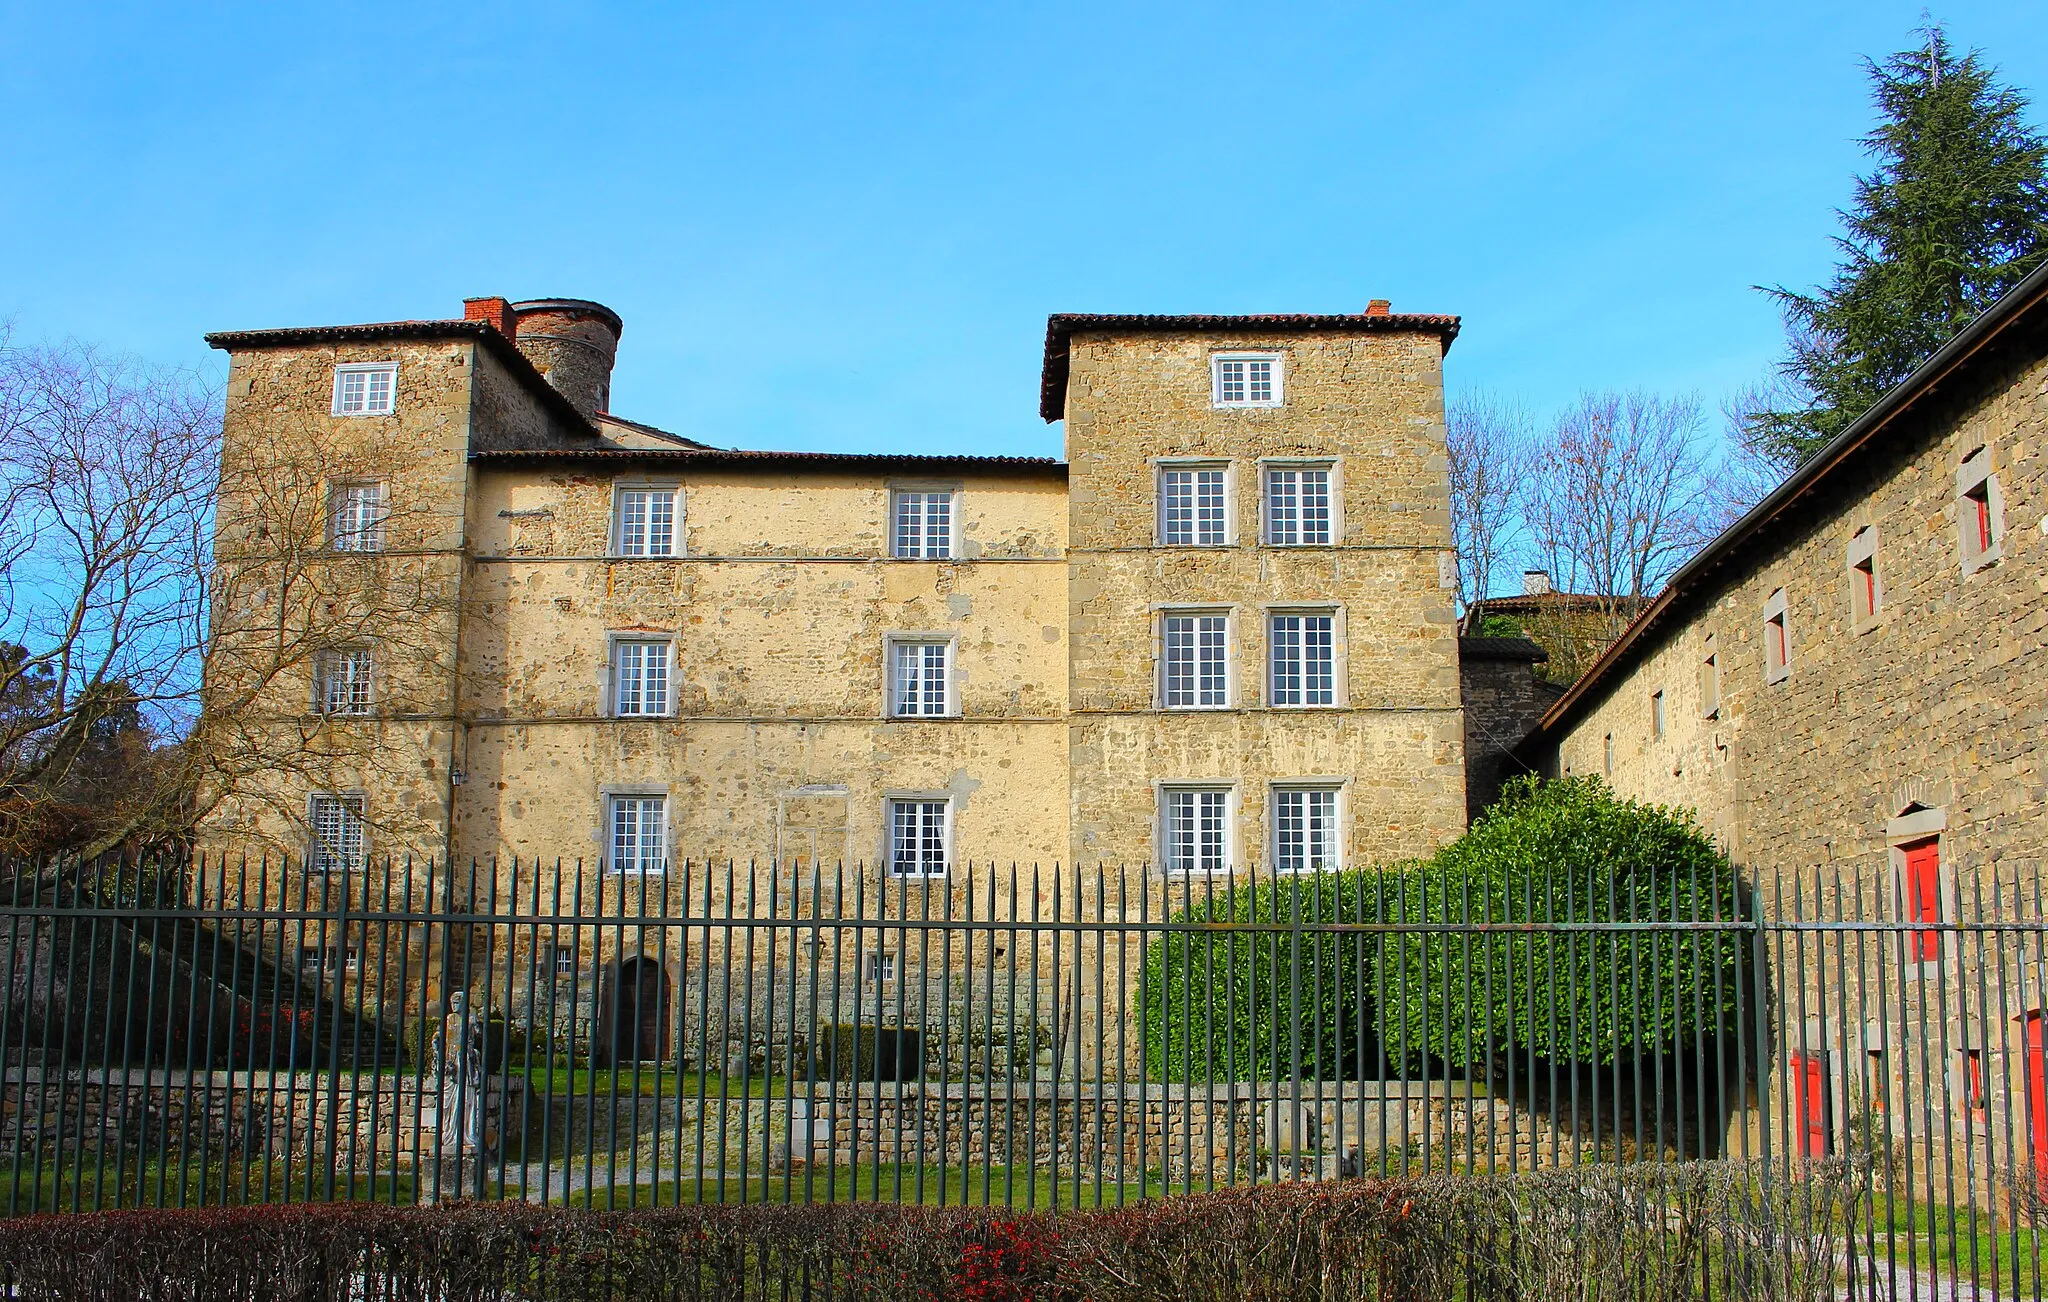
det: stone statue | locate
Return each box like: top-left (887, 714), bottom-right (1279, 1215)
top-left (433, 991), bottom-right (488, 1156)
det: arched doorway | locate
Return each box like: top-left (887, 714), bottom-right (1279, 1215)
top-left (596, 957), bottom-right (672, 1066)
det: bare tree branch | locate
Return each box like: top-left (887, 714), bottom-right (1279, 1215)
top-left (1446, 391), bottom-right (1534, 632)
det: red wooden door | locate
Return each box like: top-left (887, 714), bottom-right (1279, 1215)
top-left (1901, 839), bottom-right (1942, 962)
top-left (1790, 1051), bottom-right (1830, 1159)
top-left (2026, 1014), bottom-right (2048, 1195)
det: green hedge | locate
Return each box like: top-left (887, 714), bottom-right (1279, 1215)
top-left (1140, 871), bottom-right (1402, 1082)
top-left (1139, 777), bottom-right (1752, 1082)
top-left (1375, 775), bottom-right (1751, 1071)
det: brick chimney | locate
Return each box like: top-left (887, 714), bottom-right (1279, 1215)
top-left (1365, 299), bottom-right (1392, 316)
top-left (463, 296), bottom-right (517, 340)
top-left (1523, 569), bottom-right (1552, 596)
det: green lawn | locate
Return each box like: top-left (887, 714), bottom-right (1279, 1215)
top-left (563, 1162), bottom-right (1172, 1210)
top-left (2, 1162), bottom-right (417, 1214)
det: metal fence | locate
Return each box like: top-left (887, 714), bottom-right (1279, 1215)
top-left (4, 853), bottom-right (2047, 1286)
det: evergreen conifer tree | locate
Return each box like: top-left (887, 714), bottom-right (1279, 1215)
top-left (1749, 27), bottom-right (2048, 465)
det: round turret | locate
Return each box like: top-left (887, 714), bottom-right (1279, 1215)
top-left (509, 299), bottom-right (623, 419)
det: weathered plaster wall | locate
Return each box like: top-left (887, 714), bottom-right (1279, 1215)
top-left (456, 468), bottom-right (1070, 866)
top-left (1061, 330), bottom-right (1466, 870)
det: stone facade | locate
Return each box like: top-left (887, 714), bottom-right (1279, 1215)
top-left (196, 300), bottom-right (1470, 1029)
top-left (201, 300), bottom-right (1466, 883)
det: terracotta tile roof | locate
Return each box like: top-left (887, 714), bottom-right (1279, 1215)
top-left (1039, 311), bottom-right (1461, 421)
top-left (472, 447), bottom-right (1066, 475)
top-left (205, 318), bottom-right (597, 437)
top-left (1473, 591), bottom-right (1648, 616)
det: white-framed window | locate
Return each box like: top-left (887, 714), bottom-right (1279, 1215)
top-left (549, 943), bottom-right (577, 975)
top-left (611, 639), bottom-right (672, 717)
top-left (1763, 587), bottom-right (1791, 685)
top-left (608, 795), bottom-right (668, 874)
top-left (887, 798), bottom-right (951, 877)
top-left (1271, 786), bottom-right (1340, 874)
top-left (1161, 611), bottom-right (1230, 708)
top-left (1263, 464), bottom-right (1333, 545)
top-left (865, 952), bottom-right (897, 984)
top-left (331, 363), bottom-right (398, 417)
top-left (1211, 353), bottom-right (1283, 408)
top-left (308, 793), bottom-right (365, 874)
top-left (1159, 464), bottom-right (1229, 546)
top-left (328, 482), bottom-right (387, 553)
top-left (1267, 611), bottom-right (1335, 707)
top-left (613, 486), bottom-right (680, 557)
top-left (1957, 446), bottom-right (2004, 573)
top-left (314, 648), bottom-right (373, 716)
top-left (1162, 786), bottom-right (1232, 875)
top-left (891, 488), bottom-right (956, 559)
top-left (889, 639), bottom-right (954, 718)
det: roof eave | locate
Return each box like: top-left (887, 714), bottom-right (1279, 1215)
top-left (204, 319), bottom-right (600, 438)
top-left (1037, 312), bottom-right (1463, 423)
top-left (1516, 258), bottom-right (2048, 761)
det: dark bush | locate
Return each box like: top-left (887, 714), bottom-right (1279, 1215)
top-left (1139, 870), bottom-right (1401, 1082)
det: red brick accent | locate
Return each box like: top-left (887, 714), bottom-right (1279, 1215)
top-left (463, 297), bottom-right (517, 339)
top-left (1365, 299), bottom-right (1391, 316)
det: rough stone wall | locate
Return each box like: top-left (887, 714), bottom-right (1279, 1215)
top-left (1062, 330), bottom-right (1466, 870)
top-left (1457, 637), bottom-right (1563, 822)
top-left (202, 339), bottom-right (481, 868)
top-left (1550, 344), bottom-right (2048, 884)
top-left (1544, 340), bottom-right (2048, 1165)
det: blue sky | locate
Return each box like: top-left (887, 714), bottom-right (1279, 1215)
top-left (2, 2), bottom-right (2044, 459)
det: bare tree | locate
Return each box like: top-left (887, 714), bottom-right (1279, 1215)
top-left (1521, 391), bottom-right (1722, 681)
top-left (0, 331), bottom-right (220, 855)
top-left (1446, 391), bottom-right (1534, 631)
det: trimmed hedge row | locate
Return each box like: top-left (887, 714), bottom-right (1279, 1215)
top-left (1142, 776), bottom-right (1755, 1082)
top-left (0, 1164), bottom-right (1861, 1301)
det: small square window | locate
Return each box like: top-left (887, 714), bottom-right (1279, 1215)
top-left (328, 483), bottom-right (387, 553)
top-left (331, 363), bottom-right (397, 417)
top-left (1263, 464), bottom-right (1333, 545)
top-left (1271, 786), bottom-right (1340, 874)
top-left (892, 489), bottom-right (955, 559)
top-left (1763, 588), bottom-right (1790, 684)
top-left (889, 639), bottom-right (953, 717)
top-left (888, 799), bottom-right (950, 877)
top-left (613, 486), bottom-right (679, 557)
top-left (1161, 612), bottom-right (1230, 708)
top-left (548, 943), bottom-right (577, 976)
top-left (315, 648), bottom-right (373, 716)
top-left (609, 795), bottom-right (668, 874)
top-left (308, 793), bottom-right (365, 874)
top-left (1211, 354), bottom-right (1283, 408)
top-left (1267, 611), bottom-right (1335, 707)
top-left (1162, 787), bottom-right (1232, 874)
top-left (1159, 465), bottom-right (1229, 545)
top-left (612, 640), bottom-right (672, 717)
top-left (865, 952), bottom-right (897, 984)
top-left (1957, 448), bottom-right (2004, 573)
top-left (1650, 689), bottom-right (1665, 740)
